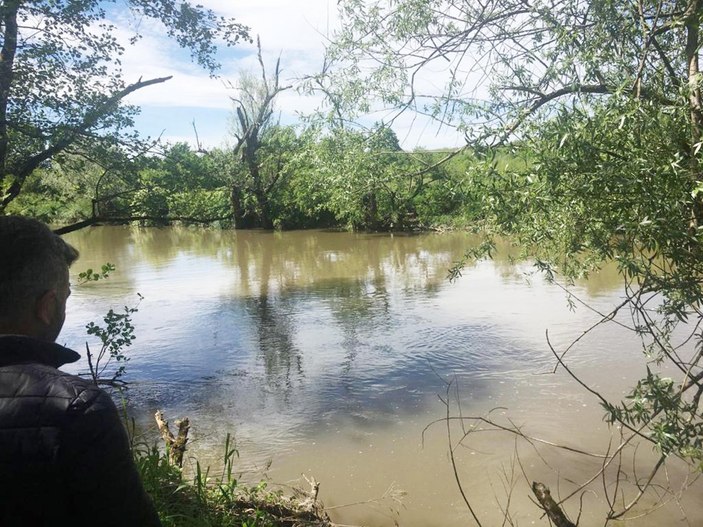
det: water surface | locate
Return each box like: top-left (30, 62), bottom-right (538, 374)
top-left (61, 227), bottom-right (701, 526)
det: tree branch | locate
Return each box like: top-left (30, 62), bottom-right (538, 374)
top-left (532, 482), bottom-right (576, 527)
top-left (2, 75), bottom-right (172, 209)
top-left (53, 212), bottom-right (232, 235)
top-left (0, 1), bottom-right (19, 184)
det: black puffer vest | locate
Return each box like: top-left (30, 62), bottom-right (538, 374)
top-left (0, 335), bottom-right (160, 526)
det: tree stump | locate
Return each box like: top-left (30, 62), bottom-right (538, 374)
top-left (155, 410), bottom-right (190, 468)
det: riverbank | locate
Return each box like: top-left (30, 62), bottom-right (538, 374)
top-left (135, 430), bottom-right (332, 527)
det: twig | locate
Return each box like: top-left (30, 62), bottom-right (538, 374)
top-left (444, 378), bottom-right (483, 526)
top-left (607, 455), bottom-right (666, 520)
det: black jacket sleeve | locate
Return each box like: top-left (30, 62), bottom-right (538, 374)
top-left (58, 386), bottom-right (162, 527)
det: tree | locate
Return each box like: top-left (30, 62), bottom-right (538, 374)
top-left (228, 37), bottom-right (292, 229)
top-left (285, 123), bottom-right (468, 231)
top-left (297, 124), bottom-right (426, 230)
top-left (0, 1), bottom-right (249, 214)
top-left (129, 143), bottom-right (230, 225)
top-left (324, 0), bottom-right (703, 523)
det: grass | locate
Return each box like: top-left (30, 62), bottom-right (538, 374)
top-left (133, 434), bottom-right (331, 527)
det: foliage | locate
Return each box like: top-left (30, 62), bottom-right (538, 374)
top-left (116, 143), bottom-right (233, 225)
top-left (158, 143), bottom-right (225, 192)
top-left (84, 293), bottom-right (143, 386)
top-left (78, 262), bottom-right (116, 283)
top-left (129, 187), bottom-right (171, 223)
top-left (226, 125), bottom-right (302, 229)
top-left (603, 368), bottom-right (703, 466)
top-left (322, 0), bottom-right (697, 140)
top-left (5, 153), bottom-right (106, 221)
top-left (414, 149), bottom-right (477, 226)
top-left (168, 189), bottom-right (231, 222)
top-left (11, 123), bottom-right (480, 231)
top-left (293, 124), bottom-right (453, 230)
top-left (0, 0), bottom-right (249, 213)
top-left (79, 263), bottom-right (141, 386)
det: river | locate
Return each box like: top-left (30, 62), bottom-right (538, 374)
top-left (60, 226), bottom-right (701, 526)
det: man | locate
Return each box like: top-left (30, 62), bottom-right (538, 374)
top-left (0, 216), bottom-right (161, 526)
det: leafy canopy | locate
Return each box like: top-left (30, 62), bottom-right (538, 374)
top-left (0, 0), bottom-right (250, 211)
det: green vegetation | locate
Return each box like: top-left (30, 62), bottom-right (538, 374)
top-left (84, 295), bottom-right (142, 386)
top-left (0, 1), bottom-right (249, 215)
top-left (0, 1), bottom-right (485, 233)
top-left (133, 434), bottom-right (330, 527)
top-left (8, 130), bottom-right (486, 231)
top-left (0, 4), bottom-right (502, 233)
top-left (78, 263), bottom-right (143, 387)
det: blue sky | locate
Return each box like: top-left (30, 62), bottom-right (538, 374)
top-left (114, 1), bottom-right (466, 151)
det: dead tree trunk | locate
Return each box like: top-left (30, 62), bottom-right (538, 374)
top-left (228, 36), bottom-right (291, 230)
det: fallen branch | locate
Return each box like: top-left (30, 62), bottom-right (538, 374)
top-left (53, 213), bottom-right (233, 234)
top-left (531, 482), bottom-right (576, 527)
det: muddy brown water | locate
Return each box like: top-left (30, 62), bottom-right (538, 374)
top-left (61, 226), bottom-right (702, 526)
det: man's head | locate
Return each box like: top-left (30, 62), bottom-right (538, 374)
top-left (0, 216), bottom-right (79, 341)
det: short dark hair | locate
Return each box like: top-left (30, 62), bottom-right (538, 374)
top-left (0, 216), bottom-right (79, 319)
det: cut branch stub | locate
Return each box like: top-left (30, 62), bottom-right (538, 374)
top-left (531, 482), bottom-right (576, 527)
top-left (155, 410), bottom-right (190, 468)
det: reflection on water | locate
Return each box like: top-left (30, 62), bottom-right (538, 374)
top-left (60, 227), bottom-right (701, 526)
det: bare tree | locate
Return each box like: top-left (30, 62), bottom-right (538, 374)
top-left (228, 37), bottom-right (292, 229)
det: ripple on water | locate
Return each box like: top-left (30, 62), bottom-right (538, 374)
top-left (402, 323), bottom-right (553, 375)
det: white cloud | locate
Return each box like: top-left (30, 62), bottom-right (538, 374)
top-left (201, 0), bottom-right (338, 53)
top-left (115, 2), bottom-right (332, 111)
top-left (110, 1), bottom-right (464, 149)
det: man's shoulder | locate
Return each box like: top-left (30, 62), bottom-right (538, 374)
top-left (0, 335), bottom-right (80, 368)
top-left (0, 361), bottom-right (110, 412)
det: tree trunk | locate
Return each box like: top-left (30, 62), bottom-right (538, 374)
top-left (241, 125), bottom-right (274, 229)
top-left (154, 410), bottom-right (189, 468)
top-left (363, 191), bottom-right (379, 230)
top-left (0, 1), bottom-right (19, 202)
top-left (255, 188), bottom-right (274, 229)
top-left (231, 185), bottom-right (256, 229)
top-left (686, 0), bottom-right (703, 231)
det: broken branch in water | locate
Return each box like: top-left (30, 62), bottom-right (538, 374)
top-left (531, 482), bottom-right (576, 527)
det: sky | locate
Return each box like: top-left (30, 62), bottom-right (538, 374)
top-left (115, 1), bottom-right (466, 151)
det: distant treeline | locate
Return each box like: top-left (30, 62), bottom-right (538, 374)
top-left (8, 125), bottom-right (522, 232)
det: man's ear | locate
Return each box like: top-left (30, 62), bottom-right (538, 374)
top-left (35, 289), bottom-right (58, 326)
